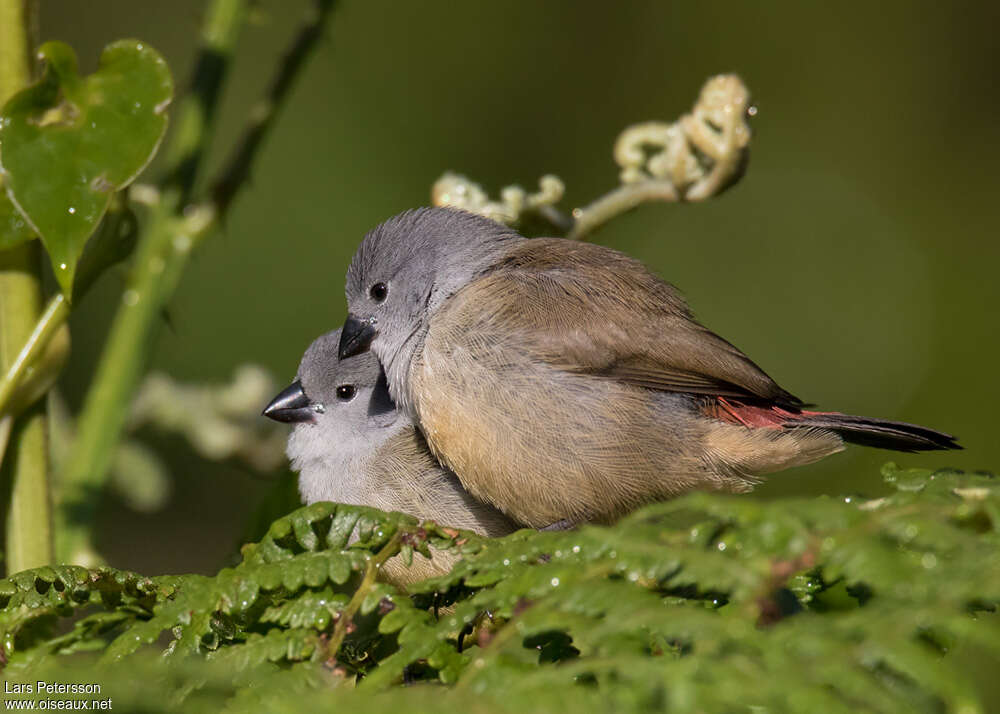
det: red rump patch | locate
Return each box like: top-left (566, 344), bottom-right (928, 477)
top-left (706, 397), bottom-right (830, 429)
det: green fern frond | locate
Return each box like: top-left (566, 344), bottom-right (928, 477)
top-left (1, 466), bottom-right (997, 713)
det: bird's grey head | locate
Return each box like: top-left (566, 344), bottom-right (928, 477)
top-left (338, 208), bottom-right (521, 388)
top-left (263, 328), bottom-right (397, 434)
top-left (263, 329), bottom-right (404, 504)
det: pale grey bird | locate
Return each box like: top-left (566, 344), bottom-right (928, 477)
top-left (263, 328), bottom-right (519, 587)
top-left (337, 207), bottom-right (960, 528)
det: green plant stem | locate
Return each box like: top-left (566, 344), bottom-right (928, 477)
top-left (2, 400), bottom-right (50, 574)
top-left (0, 0), bottom-right (52, 574)
top-left (0, 1), bottom-right (30, 103)
top-left (0, 245), bottom-right (52, 577)
top-left (212, 0), bottom-right (338, 213)
top-left (0, 294), bottom-right (67, 419)
top-left (566, 180), bottom-right (679, 241)
top-left (57, 200), bottom-right (192, 564)
top-left (324, 531), bottom-right (401, 663)
top-left (57, 0), bottom-right (337, 564)
top-left (164, 0), bottom-right (248, 203)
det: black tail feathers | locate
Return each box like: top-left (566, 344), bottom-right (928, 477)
top-left (789, 413), bottom-right (961, 453)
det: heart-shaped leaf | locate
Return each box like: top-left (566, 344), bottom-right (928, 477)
top-left (0, 40), bottom-right (173, 296)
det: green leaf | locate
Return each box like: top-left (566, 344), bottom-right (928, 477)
top-left (0, 186), bottom-right (36, 250)
top-left (0, 40), bottom-right (173, 295)
top-left (71, 196), bottom-right (138, 301)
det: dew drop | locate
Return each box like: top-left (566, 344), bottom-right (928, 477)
top-left (717, 542), bottom-right (727, 552)
top-left (67, 207), bottom-right (76, 214)
top-left (122, 289), bottom-right (139, 306)
top-left (550, 577), bottom-right (560, 587)
top-left (921, 553), bottom-right (938, 569)
top-left (59, 263), bottom-right (67, 270)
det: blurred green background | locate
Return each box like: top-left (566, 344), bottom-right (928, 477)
top-left (41, 0), bottom-right (998, 574)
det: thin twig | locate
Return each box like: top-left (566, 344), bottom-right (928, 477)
top-left (432, 75), bottom-right (752, 242)
top-left (0, 294), bottom-right (68, 419)
top-left (323, 531), bottom-right (402, 664)
top-left (211, 0), bottom-right (337, 217)
top-left (164, 0), bottom-right (248, 204)
top-left (565, 180), bottom-right (679, 241)
top-left (535, 204), bottom-right (575, 234)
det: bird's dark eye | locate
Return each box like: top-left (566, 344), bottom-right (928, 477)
top-left (336, 385), bottom-right (356, 401)
top-left (369, 282), bottom-right (388, 303)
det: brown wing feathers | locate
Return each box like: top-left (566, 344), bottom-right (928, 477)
top-left (491, 239), bottom-right (804, 408)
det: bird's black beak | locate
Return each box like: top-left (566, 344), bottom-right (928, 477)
top-left (338, 314), bottom-right (377, 359)
top-left (263, 380), bottom-right (317, 423)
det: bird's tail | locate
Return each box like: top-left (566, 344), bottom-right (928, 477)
top-left (787, 411), bottom-right (961, 452)
top-left (705, 398), bottom-right (961, 453)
